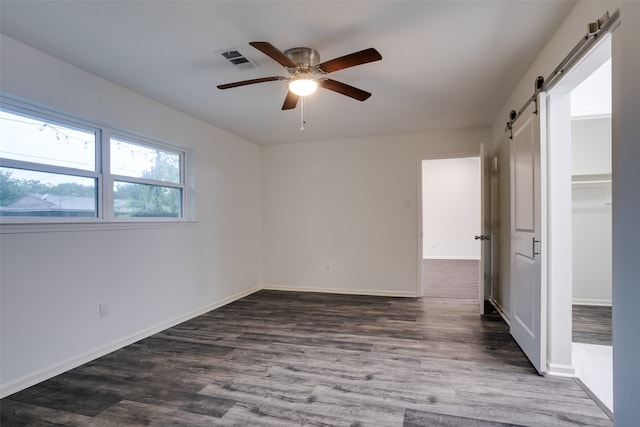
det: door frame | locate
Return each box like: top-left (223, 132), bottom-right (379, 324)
top-left (545, 34), bottom-right (612, 376)
top-left (417, 150), bottom-right (488, 313)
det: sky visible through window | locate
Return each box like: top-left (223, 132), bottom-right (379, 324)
top-left (0, 110), bottom-right (157, 185)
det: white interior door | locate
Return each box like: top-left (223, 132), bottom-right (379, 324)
top-left (479, 144), bottom-right (487, 314)
top-left (510, 97), bottom-right (547, 374)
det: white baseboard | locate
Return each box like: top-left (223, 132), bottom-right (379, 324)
top-left (489, 296), bottom-right (511, 326)
top-left (261, 284), bottom-right (417, 298)
top-left (572, 298), bottom-right (612, 307)
top-left (0, 286), bottom-right (261, 399)
top-left (423, 256), bottom-right (480, 260)
top-left (547, 362), bottom-right (576, 377)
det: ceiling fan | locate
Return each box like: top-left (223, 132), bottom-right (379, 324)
top-left (217, 42), bottom-right (382, 110)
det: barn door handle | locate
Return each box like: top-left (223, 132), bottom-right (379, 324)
top-left (532, 238), bottom-right (541, 256)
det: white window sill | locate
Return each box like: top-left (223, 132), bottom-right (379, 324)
top-left (0, 219), bottom-right (197, 234)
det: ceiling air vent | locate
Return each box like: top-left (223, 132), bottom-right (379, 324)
top-left (218, 48), bottom-right (258, 71)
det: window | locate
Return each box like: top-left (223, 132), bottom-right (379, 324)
top-left (0, 99), bottom-right (187, 221)
top-left (110, 137), bottom-right (183, 218)
top-left (0, 108), bottom-right (100, 218)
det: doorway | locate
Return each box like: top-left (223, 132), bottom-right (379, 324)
top-left (420, 157), bottom-right (481, 301)
top-left (570, 58), bottom-right (613, 414)
top-left (547, 39), bottom-right (612, 414)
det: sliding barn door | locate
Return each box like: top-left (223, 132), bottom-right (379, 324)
top-left (510, 97), bottom-right (546, 374)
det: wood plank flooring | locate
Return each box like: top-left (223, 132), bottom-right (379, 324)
top-left (2, 291), bottom-right (611, 426)
top-left (423, 259), bottom-right (479, 300)
top-left (572, 305), bottom-right (612, 346)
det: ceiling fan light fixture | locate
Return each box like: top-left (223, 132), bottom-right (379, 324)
top-left (288, 76), bottom-right (318, 96)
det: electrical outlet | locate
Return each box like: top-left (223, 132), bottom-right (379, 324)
top-left (99, 303), bottom-right (110, 319)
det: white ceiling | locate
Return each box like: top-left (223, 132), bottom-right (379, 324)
top-left (0, 1), bottom-right (575, 145)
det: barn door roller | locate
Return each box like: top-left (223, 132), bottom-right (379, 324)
top-left (505, 10), bottom-right (619, 139)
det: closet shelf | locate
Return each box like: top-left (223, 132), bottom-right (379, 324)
top-left (572, 173), bottom-right (612, 185)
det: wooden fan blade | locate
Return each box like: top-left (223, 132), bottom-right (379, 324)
top-left (249, 41), bottom-right (298, 68)
top-left (317, 48), bottom-right (382, 73)
top-left (217, 76), bottom-right (286, 89)
top-left (282, 91), bottom-right (299, 110)
top-left (319, 79), bottom-right (372, 101)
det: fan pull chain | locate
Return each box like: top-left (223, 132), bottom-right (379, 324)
top-left (300, 96), bottom-right (306, 131)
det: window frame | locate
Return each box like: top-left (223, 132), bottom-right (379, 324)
top-left (0, 96), bottom-right (190, 225)
top-left (108, 132), bottom-right (186, 219)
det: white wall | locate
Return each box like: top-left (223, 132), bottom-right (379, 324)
top-left (0, 35), bottom-right (262, 396)
top-left (572, 118), bottom-right (612, 305)
top-left (422, 157), bottom-right (481, 259)
top-left (262, 130), bottom-right (487, 297)
top-left (572, 184), bottom-right (612, 305)
top-left (570, 58), bottom-right (611, 118)
top-left (572, 118), bottom-right (612, 176)
top-left (490, 1), bottom-right (640, 421)
top-left (611, 1), bottom-right (640, 422)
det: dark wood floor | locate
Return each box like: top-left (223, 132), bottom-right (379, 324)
top-left (572, 305), bottom-right (612, 346)
top-left (2, 291), bottom-right (611, 426)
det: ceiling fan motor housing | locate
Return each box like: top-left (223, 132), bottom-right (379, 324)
top-left (284, 47), bottom-right (320, 67)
